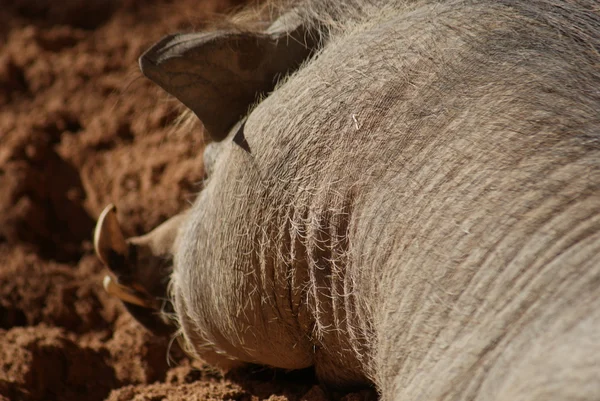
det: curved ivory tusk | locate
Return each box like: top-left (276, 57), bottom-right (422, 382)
top-left (94, 204), bottom-right (129, 274)
top-left (103, 275), bottom-right (152, 308)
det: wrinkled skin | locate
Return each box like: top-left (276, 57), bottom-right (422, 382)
top-left (95, 0), bottom-right (600, 399)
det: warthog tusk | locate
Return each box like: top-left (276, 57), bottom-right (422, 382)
top-left (94, 204), bottom-right (128, 270)
top-left (103, 275), bottom-right (152, 308)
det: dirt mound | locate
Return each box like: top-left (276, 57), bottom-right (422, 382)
top-left (0, 1), bottom-right (369, 400)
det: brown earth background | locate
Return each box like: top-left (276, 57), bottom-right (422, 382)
top-left (0, 1), bottom-right (372, 400)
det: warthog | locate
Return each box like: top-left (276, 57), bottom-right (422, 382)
top-left (94, 0), bottom-right (600, 399)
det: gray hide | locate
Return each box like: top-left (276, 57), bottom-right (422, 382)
top-left (96, 0), bottom-right (600, 400)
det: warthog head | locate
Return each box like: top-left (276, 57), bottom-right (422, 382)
top-left (94, 11), bottom-right (321, 335)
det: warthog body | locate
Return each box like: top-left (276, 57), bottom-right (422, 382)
top-left (95, 0), bottom-right (600, 399)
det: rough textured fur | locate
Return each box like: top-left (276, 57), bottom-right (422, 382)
top-left (106, 0), bottom-right (600, 399)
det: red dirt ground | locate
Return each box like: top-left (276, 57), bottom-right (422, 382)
top-left (0, 1), bottom-right (372, 400)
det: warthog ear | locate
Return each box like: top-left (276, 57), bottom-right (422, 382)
top-left (139, 16), bottom-right (318, 141)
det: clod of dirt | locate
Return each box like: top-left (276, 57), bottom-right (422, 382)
top-left (9, 0), bottom-right (117, 30)
top-left (0, 248), bottom-right (117, 332)
top-left (0, 129), bottom-right (94, 262)
top-left (0, 326), bottom-right (118, 401)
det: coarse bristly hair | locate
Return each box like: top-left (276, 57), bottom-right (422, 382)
top-left (154, 1), bottom-right (600, 400)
